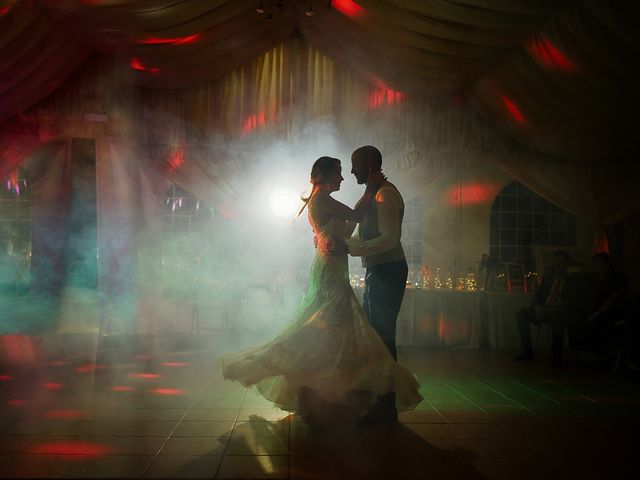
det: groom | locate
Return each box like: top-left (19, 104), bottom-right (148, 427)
top-left (346, 145), bottom-right (408, 426)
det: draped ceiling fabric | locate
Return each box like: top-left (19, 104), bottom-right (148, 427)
top-left (0, 0), bottom-right (639, 215)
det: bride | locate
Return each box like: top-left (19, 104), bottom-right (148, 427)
top-left (218, 156), bottom-right (422, 426)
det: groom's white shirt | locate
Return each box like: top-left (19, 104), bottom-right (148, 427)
top-left (346, 186), bottom-right (404, 257)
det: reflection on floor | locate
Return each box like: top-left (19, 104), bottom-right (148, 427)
top-left (0, 333), bottom-right (638, 479)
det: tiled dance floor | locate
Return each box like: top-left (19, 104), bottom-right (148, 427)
top-left (0, 334), bottom-right (638, 479)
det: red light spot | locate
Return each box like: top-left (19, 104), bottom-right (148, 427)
top-left (161, 362), bottom-right (190, 367)
top-left (49, 360), bottom-right (67, 367)
top-left (140, 33), bottom-right (202, 45)
top-left (0, 2), bottom-right (14, 17)
top-left (368, 87), bottom-right (404, 110)
top-left (168, 148), bottom-right (185, 171)
top-left (8, 399), bottom-right (25, 407)
top-left (110, 385), bottom-right (135, 392)
top-left (130, 57), bottom-right (160, 74)
top-left (242, 110), bottom-right (268, 134)
top-left (449, 92), bottom-right (465, 108)
top-left (152, 388), bottom-right (185, 396)
top-left (593, 228), bottom-right (610, 254)
top-left (44, 382), bottom-right (62, 390)
top-left (133, 354), bottom-right (152, 361)
top-left (29, 441), bottom-right (112, 457)
top-left (0, 374), bottom-right (10, 381)
top-left (1, 335), bottom-right (39, 364)
top-left (446, 183), bottom-right (498, 206)
top-left (501, 95), bottom-right (527, 124)
top-left (527, 37), bottom-right (577, 72)
top-left (130, 57), bottom-right (146, 70)
top-left (76, 364), bottom-right (106, 374)
top-left (333, 0), bottom-right (364, 18)
top-left (44, 410), bottom-right (86, 420)
top-left (129, 373), bottom-right (161, 379)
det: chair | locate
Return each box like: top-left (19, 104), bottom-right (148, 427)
top-left (534, 322), bottom-right (552, 353)
top-left (505, 263), bottom-right (527, 293)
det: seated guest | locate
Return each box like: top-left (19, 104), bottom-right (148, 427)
top-left (585, 252), bottom-right (628, 358)
top-left (514, 250), bottom-right (581, 367)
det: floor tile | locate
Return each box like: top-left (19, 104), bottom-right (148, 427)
top-left (216, 455), bottom-right (289, 479)
top-left (172, 421), bottom-right (234, 437)
top-left (159, 436), bottom-right (228, 456)
top-left (143, 454), bottom-right (222, 478)
top-left (183, 408), bottom-right (239, 422)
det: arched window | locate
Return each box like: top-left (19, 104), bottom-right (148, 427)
top-left (0, 167), bottom-right (32, 292)
top-left (490, 181), bottom-right (576, 270)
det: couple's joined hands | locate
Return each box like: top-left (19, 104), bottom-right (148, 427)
top-left (314, 171), bottom-right (386, 255)
top-left (314, 235), bottom-right (347, 256)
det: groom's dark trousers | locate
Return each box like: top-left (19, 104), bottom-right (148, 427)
top-left (363, 259), bottom-right (408, 412)
top-left (363, 259), bottom-right (408, 360)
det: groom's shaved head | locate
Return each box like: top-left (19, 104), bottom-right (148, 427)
top-left (352, 145), bottom-right (382, 171)
top-left (351, 145), bottom-right (383, 185)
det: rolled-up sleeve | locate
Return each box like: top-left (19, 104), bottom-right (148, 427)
top-left (347, 187), bottom-right (402, 257)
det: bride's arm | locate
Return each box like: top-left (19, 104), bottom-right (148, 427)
top-left (324, 177), bottom-right (382, 222)
top-left (345, 221), bottom-right (358, 238)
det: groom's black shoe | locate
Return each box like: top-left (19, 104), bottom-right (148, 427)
top-left (356, 407), bottom-right (398, 427)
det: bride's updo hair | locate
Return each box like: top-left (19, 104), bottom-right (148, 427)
top-left (309, 156), bottom-right (340, 185)
top-left (297, 156), bottom-right (340, 218)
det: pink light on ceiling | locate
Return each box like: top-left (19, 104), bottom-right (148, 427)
top-left (500, 95), bottom-right (527, 124)
top-left (139, 33), bottom-right (202, 45)
top-left (8, 399), bottom-right (26, 407)
top-left (43, 382), bottom-right (63, 390)
top-left (527, 37), bottom-right (577, 72)
top-left (332, 0), bottom-right (364, 18)
top-left (0, 374), bottom-right (10, 381)
top-left (167, 148), bottom-right (185, 171)
top-left (368, 87), bottom-right (404, 110)
top-left (0, 1), bottom-right (15, 17)
top-left (161, 362), bottom-right (191, 367)
top-left (242, 110), bottom-right (267, 134)
top-left (130, 57), bottom-right (160, 74)
top-left (446, 183), bottom-right (497, 206)
top-left (28, 441), bottom-right (113, 457)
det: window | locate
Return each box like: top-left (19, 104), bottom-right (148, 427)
top-left (0, 167), bottom-right (32, 292)
top-left (490, 181), bottom-right (576, 270)
top-left (163, 185), bottom-right (224, 265)
top-left (403, 196), bottom-right (423, 272)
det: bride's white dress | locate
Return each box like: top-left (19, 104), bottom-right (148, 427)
top-left (218, 194), bottom-right (423, 424)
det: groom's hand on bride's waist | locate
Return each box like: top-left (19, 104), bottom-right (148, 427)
top-left (316, 236), bottom-right (347, 256)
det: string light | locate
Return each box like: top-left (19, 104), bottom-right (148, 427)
top-left (466, 270), bottom-right (477, 292)
top-left (445, 269), bottom-right (453, 290)
top-left (434, 267), bottom-right (442, 289)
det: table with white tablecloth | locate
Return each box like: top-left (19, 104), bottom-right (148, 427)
top-left (354, 288), bottom-right (533, 349)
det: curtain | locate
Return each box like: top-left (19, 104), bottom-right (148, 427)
top-left (95, 137), bottom-right (141, 333)
top-left (0, 134), bottom-right (40, 182)
top-left (28, 141), bottom-right (71, 296)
